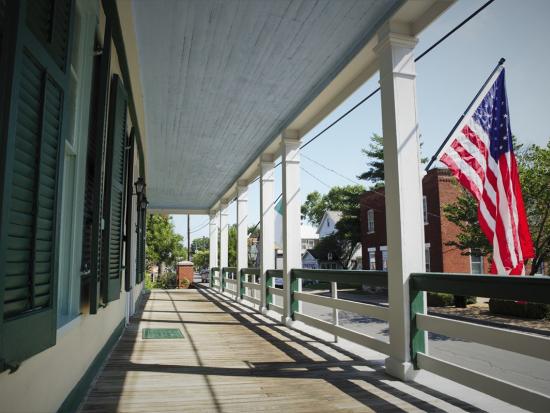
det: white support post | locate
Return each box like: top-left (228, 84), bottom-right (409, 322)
top-left (208, 210), bottom-right (219, 270)
top-left (375, 24), bottom-right (426, 381)
top-left (281, 130), bottom-right (302, 326)
top-left (219, 201), bottom-right (229, 270)
top-left (236, 181), bottom-right (248, 301)
top-left (209, 209), bottom-right (219, 289)
top-left (259, 154), bottom-right (275, 314)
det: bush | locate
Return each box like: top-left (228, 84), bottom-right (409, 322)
top-left (144, 275), bottom-right (154, 291)
top-left (155, 272), bottom-right (177, 289)
top-left (427, 292), bottom-right (454, 307)
top-left (427, 293), bottom-right (476, 307)
top-left (179, 278), bottom-right (191, 289)
top-left (489, 299), bottom-right (550, 319)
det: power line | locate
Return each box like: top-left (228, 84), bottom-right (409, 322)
top-left (301, 166), bottom-right (332, 189)
top-left (244, 0), bottom-right (495, 231)
top-left (301, 153), bottom-right (361, 186)
top-left (298, 0), bottom-right (495, 152)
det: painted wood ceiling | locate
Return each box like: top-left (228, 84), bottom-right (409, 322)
top-left (133, 0), bottom-right (401, 211)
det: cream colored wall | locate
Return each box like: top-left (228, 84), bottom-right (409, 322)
top-left (0, 2), bottom-right (145, 412)
top-left (0, 293), bottom-right (125, 413)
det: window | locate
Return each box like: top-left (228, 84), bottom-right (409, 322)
top-left (367, 209), bottom-right (375, 233)
top-left (368, 249), bottom-right (376, 270)
top-left (470, 251), bottom-right (483, 274)
top-left (425, 244), bottom-right (431, 272)
top-left (57, 0), bottom-right (98, 326)
top-left (381, 247), bottom-right (388, 271)
top-left (423, 196), bottom-right (428, 225)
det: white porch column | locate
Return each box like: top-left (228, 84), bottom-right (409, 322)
top-left (208, 210), bottom-right (219, 270)
top-left (219, 200), bottom-right (229, 269)
top-left (281, 130), bottom-right (302, 325)
top-left (259, 154), bottom-right (275, 313)
top-left (236, 181), bottom-right (248, 300)
top-left (375, 25), bottom-right (426, 380)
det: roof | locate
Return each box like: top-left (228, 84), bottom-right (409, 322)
top-left (301, 224), bottom-right (319, 240)
top-left (317, 210), bottom-right (343, 234)
top-left (128, 1), bottom-right (452, 212)
top-left (303, 249), bottom-right (319, 260)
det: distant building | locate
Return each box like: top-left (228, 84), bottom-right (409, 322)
top-left (360, 168), bottom-right (489, 274)
top-left (317, 210), bottom-right (343, 238)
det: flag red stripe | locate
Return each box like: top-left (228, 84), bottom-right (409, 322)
top-left (440, 151), bottom-right (482, 201)
top-left (462, 124), bottom-right (488, 159)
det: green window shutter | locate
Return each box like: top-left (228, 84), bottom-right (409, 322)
top-left (124, 129), bottom-right (135, 292)
top-left (135, 199), bottom-right (146, 285)
top-left (0, 0), bottom-right (73, 371)
top-left (102, 74), bottom-right (128, 303)
top-left (80, 24), bottom-right (112, 314)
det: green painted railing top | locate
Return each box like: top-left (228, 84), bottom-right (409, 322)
top-left (211, 267), bottom-right (220, 272)
top-left (410, 272), bottom-right (550, 305)
top-left (266, 269), bottom-right (283, 276)
top-left (221, 267), bottom-right (237, 273)
top-left (291, 269), bottom-right (388, 287)
top-left (240, 268), bottom-right (260, 276)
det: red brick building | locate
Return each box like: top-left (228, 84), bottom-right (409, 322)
top-left (360, 168), bottom-right (489, 274)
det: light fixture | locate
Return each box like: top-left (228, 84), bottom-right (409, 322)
top-left (140, 196), bottom-right (149, 210)
top-left (134, 177), bottom-right (145, 196)
top-left (248, 243), bottom-right (258, 264)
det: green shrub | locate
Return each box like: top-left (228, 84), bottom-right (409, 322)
top-left (144, 275), bottom-right (154, 291)
top-left (427, 292), bottom-right (454, 307)
top-left (179, 278), bottom-right (191, 289)
top-left (427, 293), bottom-right (476, 307)
top-left (489, 299), bottom-right (550, 319)
top-left (155, 272), bottom-right (177, 289)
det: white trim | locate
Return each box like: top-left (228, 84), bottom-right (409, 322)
top-left (368, 247), bottom-right (377, 252)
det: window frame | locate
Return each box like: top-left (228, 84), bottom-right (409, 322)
top-left (425, 243), bottom-right (431, 272)
top-left (423, 195), bottom-right (428, 225)
top-left (367, 209), bottom-right (375, 234)
top-left (470, 250), bottom-right (483, 274)
top-left (56, 0), bottom-right (99, 327)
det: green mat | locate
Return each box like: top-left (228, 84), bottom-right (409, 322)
top-left (142, 328), bottom-right (184, 339)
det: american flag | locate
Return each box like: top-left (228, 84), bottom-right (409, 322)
top-left (438, 68), bottom-right (534, 275)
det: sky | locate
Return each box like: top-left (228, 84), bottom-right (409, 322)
top-left (172, 0), bottom-right (550, 243)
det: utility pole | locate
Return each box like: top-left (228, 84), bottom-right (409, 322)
top-left (187, 214), bottom-right (191, 261)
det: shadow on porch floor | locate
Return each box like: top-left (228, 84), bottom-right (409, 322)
top-left (79, 287), bottom-right (488, 413)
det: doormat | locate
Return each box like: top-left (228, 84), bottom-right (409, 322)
top-left (142, 328), bottom-right (184, 339)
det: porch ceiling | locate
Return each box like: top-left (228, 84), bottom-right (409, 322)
top-left (132, 0), bottom-right (450, 212)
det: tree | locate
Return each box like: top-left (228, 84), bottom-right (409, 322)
top-left (146, 214), bottom-right (187, 276)
top-left (443, 188), bottom-right (492, 257)
top-left (358, 134), bottom-right (385, 187)
top-left (301, 185), bottom-right (365, 226)
top-left (191, 236), bottom-right (209, 253)
top-left (443, 141), bottom-right (550, 275)
top-left (518, 142), bottom-right (550, 274)
top-left (358, 133), bottom-right (427, 188)
top-left (313, 233), bottom-right (357, 269)
top-left (192, 249), bottom-right (209, 270)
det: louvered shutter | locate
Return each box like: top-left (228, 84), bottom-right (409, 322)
top-left (80, 25), bottom-right (111, 314)
top-left (124, 129), bottom-right (135, 292)
top-left (0, 0), bottom-right (73, 371)
top-left (136, 204), bottom-right (146, 284)
top-left (102, 74), bottom-right (128, 303)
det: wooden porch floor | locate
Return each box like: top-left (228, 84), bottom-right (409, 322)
top-left (80, 287), bottom-right (484, 413)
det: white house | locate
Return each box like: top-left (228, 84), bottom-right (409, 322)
top-left (302, 250), bottom-right (319, 269)
top-left (317, 210), bottom-right (343, 238)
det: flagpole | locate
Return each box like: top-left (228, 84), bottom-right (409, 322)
top-left (425, 57), bottom-right (506, 171)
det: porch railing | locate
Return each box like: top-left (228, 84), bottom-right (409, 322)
top-left (210, 267), bottom-right (220, 289)
top-left (240, 268), bottom-right (261, 305)
top-left (290, 269), bottom-right (389, 354)
top-left (207, 266), bottom-right (550, 411)
top-left (221, 267), bottom-right (238, 296)
top-left (266, 269), bottom-right (283, 315)
top-left (410, 272), bottom-right (550, 412)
